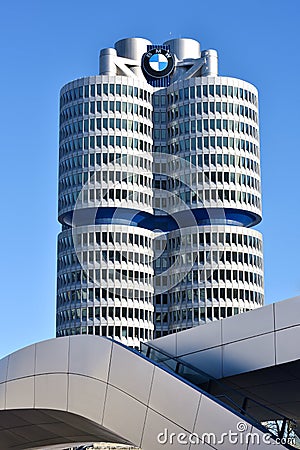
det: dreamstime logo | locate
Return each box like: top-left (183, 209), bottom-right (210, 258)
top-left (157, 422), bottom-right (296, 446)
top-left (70, 153), bottom-right (226, 295)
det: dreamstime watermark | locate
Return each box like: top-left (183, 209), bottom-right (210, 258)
top-left (157, 422), bottom-right (296, 446)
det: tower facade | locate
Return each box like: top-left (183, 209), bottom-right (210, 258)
top-left (56, 37), bottom-right (263, 345)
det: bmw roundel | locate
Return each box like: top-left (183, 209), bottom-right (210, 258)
top-left (142, 48), bottom-right (175, 79)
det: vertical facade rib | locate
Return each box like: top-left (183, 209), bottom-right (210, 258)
top-left (56, 37), bottom-right (264, 345)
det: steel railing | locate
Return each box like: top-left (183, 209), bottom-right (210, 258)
top-left (140, 342), bottom-right (298, 448)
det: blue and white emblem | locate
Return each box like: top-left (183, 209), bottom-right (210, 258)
top-left (142, 47), bottom-right (175, 80)
top-left (149, 53), bottom-right (169, 72)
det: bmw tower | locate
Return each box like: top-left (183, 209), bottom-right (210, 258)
top-left (56, 37), bottom-right (263, 347)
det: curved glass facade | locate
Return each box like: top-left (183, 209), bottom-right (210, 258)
top-left (56, 37), bottom-right (264, 345)
top-left (153, 226), bottom-right (263, 335)
top-left (56, 225), bottom-right (154, 346)
top-left (57, 76), bottom-right (154, 347)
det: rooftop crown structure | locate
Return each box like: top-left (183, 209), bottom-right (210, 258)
top-left (56, 37), bottom-right (264, 347)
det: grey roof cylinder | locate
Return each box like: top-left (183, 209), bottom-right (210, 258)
top-left (115, 37), bottom-right (152, 61)
top-left (163, 38), bottom-right (201, 60)
top-left (201, 49), bottom-right (218, 76)
top-left (99, 47), bottom-right (117, 75)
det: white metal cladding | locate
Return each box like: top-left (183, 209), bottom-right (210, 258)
top-left (148, 295), bottom-right (300, 381)
top-left (0, 336), bottom-right (287, 450)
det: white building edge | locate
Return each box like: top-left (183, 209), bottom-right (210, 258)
top-left (0, 295), bottom-right (300, 449)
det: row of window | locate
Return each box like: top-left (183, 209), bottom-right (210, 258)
top-left (155, 307), bottom-right (235, 325)
top-left (61, 83), bottom-right (257, 108)
top-left (59, 231), bottom-right (152, 253)
top-left (83, 152), bottom-right (152, 169)
top-left (58, 229), bottom-right (261, 254)
top-left (60, 186), bottom-right (261, 212)
top-left (57, 306), bottom-right (153, 324)
top-left (58, 249), bottom-right (152, 271)
top-left (61, 83), bottom-right (152, 107)
top-left (159, 188), bottom-right (261, 209)
top-left (57, 268), bottom-right (153, 288)
top-left (155, 171), bottom-right (260, 191)
top-left (157, 267), bottom-right (263, 287)
top-left (155, 268), bottom-right (263, 289)
top-left (155, 139), bottom-right (259, 157)
top-left (60, 117), bottom-right (152, 139)
top-left (166, 102), bottom-right (258, 123)
top-left (60, 175), bottom-right (259, 202)
top-left (58, 249), bottom-right (262, 273)
top-left (166, 85), bottom-right (257, 106)
top-left (59, 136), bottom-right (258, 161)
top-left (57, 287), bottom-right (152, 304)
top-left (60, 100), bottom-right (152, 122)
top-left (155, 250), bottom-right (263, 269)
top-left (58, 230), bottom-right (262, 259)
top-left (78, 230), bottom-right (151, 248)
top-left (58, 253), bottom-right (78, 270)
top-left (64, 134), bottom-right (152, 152)
top-left (59, 152), bottom-right (152, 175)
top-left (168, 136), bottom-right (259, 154)
top-left (59, 135), bottom-right (152, 157)
top-left (155, 306), bottom-right (248, 327)
top-left (166, 287), bottom-right (263, 304)
top-left (154, 191), bottom-right (260, 211)
top-left (58, 153), bottom-right (259, 184)
top-left (57, 326), bottom-right (152, 341)
top-left (166, 231), bottom-right (262, 250)
top-left (57, 266), bottom-right (262, 293)
top-left (59, 171), bottom-right (152, 194)
top-left (59, 189), bottom-right (152, 211)
top-left (56, 286), bottom-right (262, 309)
top-left (60, 98), bottom-right (257, 131)
top-left (153, 134), bottom-right (259, 154)
top-left (173, 152), bottom-right (259, 172)
top-left (58, 250), bottom-right (262, 274)
top-left (76, 251), bottom-right (153, 270)
top-left (61, 83), bottom-right (257, 118)
top-left (167, 118), bottom-right (258, 139)
top-left (154, 290), bottom-right (260, 306)
top-left (58, 191), bottom-right (80, 210)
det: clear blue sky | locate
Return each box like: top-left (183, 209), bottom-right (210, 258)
top-left (0, 0), bottom-right (299, 358)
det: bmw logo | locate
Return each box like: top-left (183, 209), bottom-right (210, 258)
top-left (142, 48), bottom-right (175, 79)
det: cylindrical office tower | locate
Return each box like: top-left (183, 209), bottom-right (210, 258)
top-left (56, 70), bottom-right (155, 347)
top-left (151, 39), bottom-right (263, 338)
top-left (56, 37), bottom-right (264, 344)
